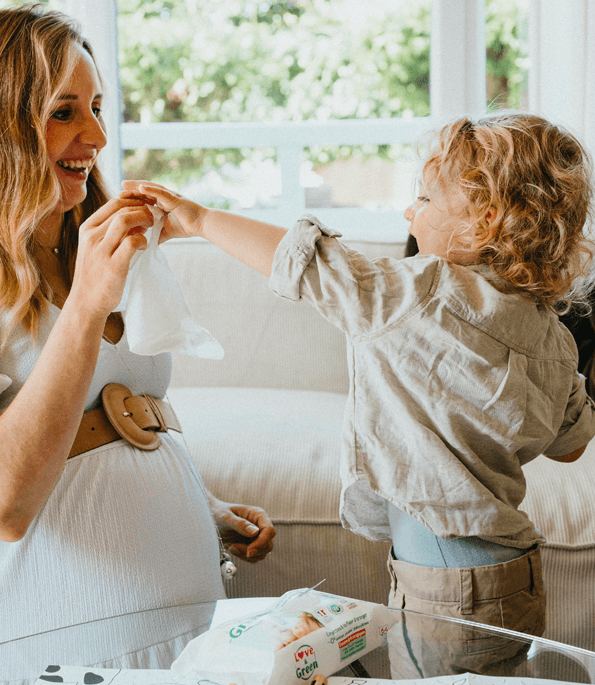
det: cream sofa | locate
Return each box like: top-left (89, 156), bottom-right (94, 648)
top-left (163, 236), bottom-right (595, 653)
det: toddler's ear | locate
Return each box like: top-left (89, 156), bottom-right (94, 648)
top-left (474, 207), bottom-right (500, 247)
top-left (485, 206), bottom-right (499, 227)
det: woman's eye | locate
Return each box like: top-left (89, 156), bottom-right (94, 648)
top-left (92, 106), bottom-right (102, 118)
top-left (50, 107), bottom-right (72, 122)
top-left (417, 196), bottom-right (429, 204)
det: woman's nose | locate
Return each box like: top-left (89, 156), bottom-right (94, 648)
top-left (81, 113), bottom-right (107, 151)
top-left (404, 203), bottom-right (415, 222)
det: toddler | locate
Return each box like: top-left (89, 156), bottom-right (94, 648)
top-left (122, 112), bottom-right (595, 676)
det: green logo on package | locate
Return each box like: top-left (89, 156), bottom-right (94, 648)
top-left (329, 604), bottom-right (342, 614)
top-left (229, 623), bottom-right (246, 638)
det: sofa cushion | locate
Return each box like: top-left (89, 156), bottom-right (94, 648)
top-left (521, 446), bottom-right (595, 650)
top-left (168, 386), bottom-right (347, 521)
top-left (167, 386), bottom-right (392, 604)
top-left (521, 446), bottom-right (595, 547)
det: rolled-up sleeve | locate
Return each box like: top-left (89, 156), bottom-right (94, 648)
top-left (269, 214), bottom-right (342, 302)
top-left (544, 372), bottom-right (595, 456)
top-left (269, 214), bottom-right (435, 337)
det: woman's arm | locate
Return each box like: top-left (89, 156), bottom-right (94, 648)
top-left (0, 302), bottom-right (105, 541)
top-left (0, 199), bottom-right (152, 542)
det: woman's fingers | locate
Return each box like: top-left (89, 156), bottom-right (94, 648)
top-left (80, 196), bottom-right (146, 232)
top-left (79, 205), bottom-right (153, 259)
top-left (101, 205), bottom-right (154, 255)
top-left (112, 230), bottom-right (149, 266)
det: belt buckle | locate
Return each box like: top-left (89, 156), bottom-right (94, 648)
top-left (144, 394), bottom-right (167, 431)
top-left (102, 383), bottom-right (162, 450)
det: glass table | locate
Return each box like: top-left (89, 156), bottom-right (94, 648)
top-left (336, 609), bottom-right (595, 684)
top-left (3, 599), bottom-right (594, 684)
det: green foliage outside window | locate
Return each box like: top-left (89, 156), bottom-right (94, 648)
top-left (118, 0), bottom-right (431, 185)
top-left (118, 0), bottom-right (528, 187)
top-left (486, 0), bottom-right (529, 109)
top-left (0, 0), bottom-right (529, 192)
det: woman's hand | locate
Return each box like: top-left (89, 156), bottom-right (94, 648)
top-left (210, 498), bottom-right (276, 563)
top-left (120, 180), bottom-right (207, 242)
top-left (68, 197), bottom-right (153, 319)
top-left (122, 178), bottom-right (286, 277)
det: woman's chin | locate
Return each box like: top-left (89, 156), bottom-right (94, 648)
top-left (59, 188), bottom-right (87, 213)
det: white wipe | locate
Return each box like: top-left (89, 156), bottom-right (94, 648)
top-left (116, 205), bottom-right (224, 359)
top-left (0, 373), bottom-right (12, 394)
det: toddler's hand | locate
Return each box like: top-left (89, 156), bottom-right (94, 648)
top-left (120, 180), bottom-right (206, 242)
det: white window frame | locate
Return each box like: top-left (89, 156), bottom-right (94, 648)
top-left (57, 0), bottom-right (595, 241)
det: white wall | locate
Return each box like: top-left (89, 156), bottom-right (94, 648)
top-left (529, 0), bottom-right (595, 156)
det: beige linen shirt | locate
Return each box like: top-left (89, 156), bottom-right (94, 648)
top-left (269, 215), bottom-right (595, 548)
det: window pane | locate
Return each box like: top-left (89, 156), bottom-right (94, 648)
top-left (118, 0), bottom-right (431, 125)
top-left (486, 0), bottom-right (530, 111)
top-left (303, 144), bottom-right (417, 211)
top-left (123, 147), bottom-right (280, 211)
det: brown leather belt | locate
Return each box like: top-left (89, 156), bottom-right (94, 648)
top-left (68, 383), bottom-right (182, 459)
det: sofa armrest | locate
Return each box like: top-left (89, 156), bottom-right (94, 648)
top-left (521, 444), bottom-right (595, 650)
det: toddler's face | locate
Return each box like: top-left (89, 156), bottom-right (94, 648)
top-left (404, 179), bottom-right (473, 265)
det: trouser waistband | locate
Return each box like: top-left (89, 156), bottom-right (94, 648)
top-left (388, 546), bottom-right (542, 616)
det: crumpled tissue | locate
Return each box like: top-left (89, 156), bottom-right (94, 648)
top-left (116, 205), bottom-right (224, 359)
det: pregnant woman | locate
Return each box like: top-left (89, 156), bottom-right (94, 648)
top-left (0, 6), bottom-right (274, 682)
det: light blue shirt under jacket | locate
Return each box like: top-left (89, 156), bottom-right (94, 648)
top-left (269, 215), bottom-right (595, 549)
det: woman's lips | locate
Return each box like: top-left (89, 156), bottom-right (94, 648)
top-left (56, 161), bottom-right (90, 179)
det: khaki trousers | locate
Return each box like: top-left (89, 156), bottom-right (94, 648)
top-left (387, 546), bottom-right (546, 678)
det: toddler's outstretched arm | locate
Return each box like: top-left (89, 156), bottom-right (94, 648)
top-left (121, 181), bottom-right (287, 277)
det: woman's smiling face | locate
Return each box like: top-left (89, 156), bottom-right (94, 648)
top-left (46, 43), bottom-right (107, 213)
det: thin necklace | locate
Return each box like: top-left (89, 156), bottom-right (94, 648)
top-left (36, 243), bottom-right (61, 258)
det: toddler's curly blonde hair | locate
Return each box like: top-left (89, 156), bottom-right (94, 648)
top-left (422, 112), bottom-right (594, 312)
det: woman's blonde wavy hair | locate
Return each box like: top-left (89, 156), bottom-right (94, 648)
top-left (0, 3), bottom-right (110, 347)
top-left (422, 112), bottom-right (595, 312)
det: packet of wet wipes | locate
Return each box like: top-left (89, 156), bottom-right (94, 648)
top-left (171, 589), bottom-right (396, 685)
